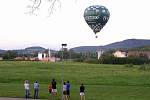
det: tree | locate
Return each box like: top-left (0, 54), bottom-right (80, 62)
top-left (26, 0), bottom-right (78, 16)
top-left (27, 0), bottom-right (61, 15)
top-left (2, 50), bottom-right (17, 60)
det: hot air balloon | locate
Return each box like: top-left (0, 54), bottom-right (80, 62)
top-left (84, 5), bottom-right (110, 38)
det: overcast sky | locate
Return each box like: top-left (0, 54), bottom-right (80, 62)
top-left (0, 0), bottom-right (150, 50)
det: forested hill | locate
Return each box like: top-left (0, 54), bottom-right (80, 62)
top-left (1, 39), bottom-right (150, 53)
top-left (0, 49), bottom-right (5, 53)
top-left (0, 46), bottom-right (46, 55)
top-left (71, 39), bottom-right (150, 52)
top-left (129, 46), bottom-right (150, 51)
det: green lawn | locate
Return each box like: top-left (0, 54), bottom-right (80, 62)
top-left (0, 61), bottom-right (150, 100)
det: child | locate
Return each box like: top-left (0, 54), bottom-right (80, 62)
top-left (48, 83), bottom-right (52, 94)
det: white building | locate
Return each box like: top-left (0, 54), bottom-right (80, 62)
top-left (0, 57), bottom-right (3, 60)
top-left (38, 52), bottom-right (47, 60)
top-left (38, 50), bottom-right (60, 62)
top-left (113, 50), bottom-right (127, 58)
top-left (97, 50), bottom-right (104, 59)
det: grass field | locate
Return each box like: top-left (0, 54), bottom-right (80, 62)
top-left (0, 61), bottom-right (150, 100)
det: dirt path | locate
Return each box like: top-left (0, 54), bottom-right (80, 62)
top-left (0, 97), bottom-right (36, 100)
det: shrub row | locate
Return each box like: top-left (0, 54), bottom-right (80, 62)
top-left (74, 57), bottom-right (150, 65)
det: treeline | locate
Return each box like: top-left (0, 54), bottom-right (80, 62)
top-left (99, 56), bottom-right (149, 65)
top-left (0, 49), bottom-right (97, 60)
top-left (54, 50), bottom-right (97, 60)
top-left (129, 46), bottom-right (150, 51)
top-left (74, 57), bottom-right (150, 65)
top-left (0, 50), bottom-right (17, 59)
top-left (0, 49), bottom-right (150, 65)
top-left (0, 50), bottom-right (37, 60)
top-left (74, 51), bottom-right (150, 65)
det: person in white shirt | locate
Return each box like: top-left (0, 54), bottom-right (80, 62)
top-left (24, 80), bottom-right (30, 99)
top-left (63, 82), bottom-right (67, 100)
top-left (33, 81), bottom-right (39, 99)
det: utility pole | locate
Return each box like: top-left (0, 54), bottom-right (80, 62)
top-left (61, 43), bottom-right (67, 100)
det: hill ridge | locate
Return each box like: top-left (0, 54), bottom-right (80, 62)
top-left (71, 39), bottom-right (150, 52)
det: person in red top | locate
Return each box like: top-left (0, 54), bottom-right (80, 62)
top-left (48, 83), bottom-right (52, 94)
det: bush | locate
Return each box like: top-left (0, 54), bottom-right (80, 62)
top-left (139, 64), bottom-right (150, 71)
top-left (73, 58), bottom-right (84, 62)
top-left (124, 64), bottom-right (133, 68)
top-left (99, 56), bottom-right (150, 65)
top-left (83, 58), bottom-right (99, 64)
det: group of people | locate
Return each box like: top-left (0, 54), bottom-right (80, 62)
top-left (62, 81), bottom-right (70, 100)
top-left (24, 80), bottom-right (39, 99)
top-left (24, 79), bottom-right (85, 100)
top-left (48, 79), bottom-right (71, 100)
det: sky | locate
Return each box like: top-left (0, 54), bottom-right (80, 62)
top-left (0, 0), bottom-right (150, 50)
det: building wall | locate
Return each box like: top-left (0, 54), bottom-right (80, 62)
top-left (113, 51), bottom-right (127, 58)
top-left (127, 51), bottom-right (150, 59)
top-left (0, 57), bottom-right (3, 60)
top-left (97, 50), bottom-right (104, 59)
top-left (38, 52), bottom-right (60, 62)
top-left (38, 53), bottom-right (43, 60)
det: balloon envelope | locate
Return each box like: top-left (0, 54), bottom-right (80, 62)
top-left (84, 5), bottom-right (110, 34)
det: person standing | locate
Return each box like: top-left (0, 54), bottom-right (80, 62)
top-left (48, 83), bottom-right (52, 94)
top-left (33, 81), bottom-right (39, 99)
top-left (24, 80), bottom-right (30, 99)
top-left (51, 78), bottom-right (57, 96)
top-left (63, 82), bottom-right (67, 100)
top-left (66, 81), bottom-right (70, 99)
top-left (80, 83), bottom-right (85, 100)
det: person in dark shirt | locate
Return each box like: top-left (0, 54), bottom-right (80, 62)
top-left (80, 83), bottom-right (85, 100)
top-left (51, 78), bottom-right (57, 96)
